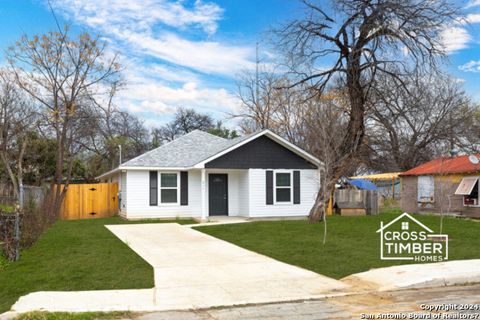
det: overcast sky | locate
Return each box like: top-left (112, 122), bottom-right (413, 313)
top-left (0, 0), bottom-right (479, 128)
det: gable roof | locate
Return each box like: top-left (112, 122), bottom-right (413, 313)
top-left (400, 154), bottom-right (480, 176)
top-left (120, 130), bottom-right (249, 168)
top-left (97, 129), bottom-right (321, 179)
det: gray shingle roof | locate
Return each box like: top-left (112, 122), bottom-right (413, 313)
top-left (120, 130), bottom-right (255, 168)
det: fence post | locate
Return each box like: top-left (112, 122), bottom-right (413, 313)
top-left (19, 183), bottom-right (24, 209)
top-left (14, 210), bottom-right (20, 261)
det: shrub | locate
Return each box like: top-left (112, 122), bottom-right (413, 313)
top-left (20, 194), bottom-right (54, 248)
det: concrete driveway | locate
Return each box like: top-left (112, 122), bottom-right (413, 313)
top-left (106, 223), bottom-right (348, 310)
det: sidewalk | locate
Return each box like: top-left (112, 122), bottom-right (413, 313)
top-left (342, 259), bottom-right (480, 291)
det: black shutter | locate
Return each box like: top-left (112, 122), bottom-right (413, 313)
top-left (266, 170), bottom-right (273, 205)
top-left (293, 170), bottom-right (301, 204)
top-left (180, 171), bottom-right (188, 206)
top-left (149, 171), bottom-right (158, 206)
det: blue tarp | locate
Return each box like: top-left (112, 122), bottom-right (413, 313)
top-left (348, 179), bottom-right (378, 190)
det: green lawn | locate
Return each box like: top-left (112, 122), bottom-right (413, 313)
top-left (0, 204), bottom-right (15, 213)
top-left (0, 217), bottom-right (195, 313)
top-left (195, 210), bottom-right (480, 279)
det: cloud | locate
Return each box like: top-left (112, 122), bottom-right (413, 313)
top-left (466, 0), bottom-right (480, 8)
top-left (50, 0), bottom-right (255, 75)
top-left (114, 53), bottom-right (241, 119)
top-left (459, 60), bottom-right (480, 72)
top-left (116, 30), bottom-right (254, 74)
top-left (465, 13), bottom-right (480, 24)
top-left (441, 27), bottom-right (472, 53)
top-left (47, 0), bottom-right (255, 124)
top-left (118, 80), bottom-right (240, 120)
top-left (51, 0), bottom-right (223, 35)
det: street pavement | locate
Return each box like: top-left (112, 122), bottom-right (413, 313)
top-left (133, 284), bottom-right (480, 320)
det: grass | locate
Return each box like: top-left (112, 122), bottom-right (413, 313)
top-left (0, 216), bottom-right (196, 313)
top-left (0, 204), bottom-right (15, 213)
top-left (14, 311), bottom-right (133, 320)
top-left (195, 209), bottom-right (480, 279)
top-left (0, 254), bottom-right (9, 271)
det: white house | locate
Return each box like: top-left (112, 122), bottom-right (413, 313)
top-left (97, 129), bottom-right (321, 220)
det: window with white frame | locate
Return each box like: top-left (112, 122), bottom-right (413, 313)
top-left (160, 173), bottom-right (179, 204)
top-left (275, 171), bottom-right (292, 203)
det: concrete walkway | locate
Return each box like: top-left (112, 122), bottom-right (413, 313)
top-left (110, 223), bottom-right (349, 308)
top-left (342, 259), bottom-right (480, 291)
top-left (11, 223), bottom-right (348, 313)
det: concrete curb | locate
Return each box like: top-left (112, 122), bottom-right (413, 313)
top-left (342, 259), bottom-right (480, 291)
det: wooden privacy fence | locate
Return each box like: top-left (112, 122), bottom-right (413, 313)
top-left (60, 183), bottom-right (118, 220)
top-left (334, 189), bottom-right (379, 215)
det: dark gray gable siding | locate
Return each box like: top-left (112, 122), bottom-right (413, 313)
top-left (205, 135), bottom-right (317, 169)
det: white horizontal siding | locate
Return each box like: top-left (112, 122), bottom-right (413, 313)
top-left (123, 168), bottom-right (319, 219)
top-left (238, 170), bottom-right (249, 216)
top-left (248, 169), bottom-right (319, 217)
top-left (125, 170), bottom-right (202, 219)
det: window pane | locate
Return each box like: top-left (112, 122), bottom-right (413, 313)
top-left (161, 173), bottom-right (177, 187)
top-left (276, 173), bottom-right (291, 186)
top-left (276, 188), bottom-right (291, 202)
top-left (161, 189), bottom-right (177, 203)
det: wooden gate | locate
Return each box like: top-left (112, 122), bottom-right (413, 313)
top-left (60, 183), bottom-right (119, 220)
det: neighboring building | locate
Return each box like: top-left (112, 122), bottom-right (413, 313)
top-left (399, 155), bottom-right (480, 218)
top-left (97, 129), bottom-right (322, 220)
top-left (350, 172), bottom-right (401, 199)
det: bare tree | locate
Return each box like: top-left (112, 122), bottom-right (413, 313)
top-left (81, 84), bottom-right (150, 177)
top-left (366, 72), bottom-right (474, 171)
top-left (459, 106), bottom-right (480, 153)
top-left (302, 92), bottom-right (349, 242)
top-left (274, 0), bottom-right (460, 222)
top-left (153, 107), bottom-right (215, 145)
top-left (234, 69), bottom-right (282, 133)
top-left (0, 70), bottom-right (37, 198)
top-left (7, 26), bottom-right (122, 216)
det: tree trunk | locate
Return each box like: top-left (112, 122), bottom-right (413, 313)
top-left (308, 53), bottom-right (365, 223)
top-left (49, 121), bottom-right (67, 218)
top-left (0, 151), bottom-right (19, 199)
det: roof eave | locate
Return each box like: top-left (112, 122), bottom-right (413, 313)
top-left (118, 166), bottom-right (195, 171)
top-left (96, 167), bottom-right (121, 180)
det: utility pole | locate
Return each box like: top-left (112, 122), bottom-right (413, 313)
top-left (255, 41), bottom-right (259, 103)
top-left (255, 41), bottom-right (263, 129)
top-left (118, 145), bottom-right (122, 166)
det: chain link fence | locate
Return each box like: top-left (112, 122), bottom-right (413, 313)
top-left (0, 184), bottom-right (48, 261)
top-left (0, 210), bottom-right (22, 261)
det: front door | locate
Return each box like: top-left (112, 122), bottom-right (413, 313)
top-left (209, 174), bottom-right (228, 216)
